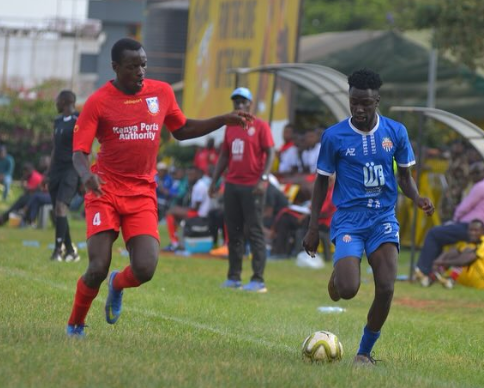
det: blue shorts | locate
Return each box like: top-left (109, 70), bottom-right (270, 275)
top-left (330, 207), bottom-right (400, 263)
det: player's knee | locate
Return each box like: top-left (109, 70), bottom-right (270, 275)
top-left (375, 281), bottom-right (394, 300)
top-left (336, 281), bottom-right (359, 300)
top-left (131, 262), bottom-right (156, 284)
top-left (84, 265), bottom-right (109, 287)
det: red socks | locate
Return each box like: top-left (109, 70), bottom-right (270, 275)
top-left (68, 277), bottom-right (99, 326)
top-left (165, 214), bottom-right (178, 244)
top-left (113, 265), bottom-right (142, 291)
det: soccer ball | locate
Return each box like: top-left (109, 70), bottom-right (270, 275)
top-left (301, 330), bottom-right (344, 363)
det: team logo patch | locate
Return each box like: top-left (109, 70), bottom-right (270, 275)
top-left (73, 125), bottom-right (79, 133)
top-left (382, 137), bottom-right (393, 152)
top-left (146, 97), bottom-right (159, 115)
top-left (342, 234), bottom-right (352, 243)
top-left (247, 126), bottom-right (256, 136)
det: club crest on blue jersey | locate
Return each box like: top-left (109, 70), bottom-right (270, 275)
top-left (146, 97), bottom-right (159, 115)
top-left (382, 137), bottom-right (393, 152)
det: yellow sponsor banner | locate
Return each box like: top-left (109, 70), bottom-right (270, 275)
top-left (183, 0), bottom-right (301, 121)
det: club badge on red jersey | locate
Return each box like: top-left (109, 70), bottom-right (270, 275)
top-left (146, 97), bottom-right (159, 115)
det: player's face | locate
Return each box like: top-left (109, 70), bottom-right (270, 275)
top-left (349, 87), bottom-right (380, 131)
top-left (468, 222), bottom-right (484, 243)
top-left (113, 48), bottom-right (148, 94)
top-left (232, 97), bottom-right (251, 113)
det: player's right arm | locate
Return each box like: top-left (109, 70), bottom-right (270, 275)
top-left (303, 173), bottom-right (329, 256)
top-left (72, 94), bottom-right (103, 197)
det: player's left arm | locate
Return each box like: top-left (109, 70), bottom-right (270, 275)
top-left (172, 113), bottom-right (254, 141)
top-left (397, 166), bottom-right (434, 216)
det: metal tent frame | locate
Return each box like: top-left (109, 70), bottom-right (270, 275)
top-left (228, 63), bottom-right (351, 123)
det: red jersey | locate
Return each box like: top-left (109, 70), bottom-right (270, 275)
top-left (74, 79), bottom-right (186, 196)
top-left (193, 147), bottom-right (218, 175)
top-left (223, 118), bottom-right (274, 186)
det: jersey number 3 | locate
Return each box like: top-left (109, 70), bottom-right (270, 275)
top-left (93, 212), bottom-right (102, 226)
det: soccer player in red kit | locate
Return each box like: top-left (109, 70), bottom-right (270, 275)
top-left (66, 38), bottom-right (253, 337)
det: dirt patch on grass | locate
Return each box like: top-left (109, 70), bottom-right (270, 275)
top-left (394, 297), bottom-right (483, 310)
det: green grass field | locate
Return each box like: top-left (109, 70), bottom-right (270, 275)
top-left (0, 217), bottom-right (483, 388)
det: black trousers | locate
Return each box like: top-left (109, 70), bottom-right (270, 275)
top-left (416, 222), bottom-right (469, 274)
top-left (224, 182), bottom-right (266, 282)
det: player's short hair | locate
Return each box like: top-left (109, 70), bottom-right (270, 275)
top-left (348, 69), bottom-right (383, 91)
top-left (470, 219), bottom-right (484, 228)
top-left (58, 90), bottom-right (76, 103)
top-left (111, 38), bottom-right (143, 63)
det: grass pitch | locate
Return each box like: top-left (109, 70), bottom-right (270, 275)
top-left (0, 220), bottom-right (483, 388)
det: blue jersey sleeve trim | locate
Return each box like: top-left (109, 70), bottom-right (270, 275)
top-left (317, 169), bottom-right (333, 176)
top-left (396, 160), bottom-right (416, 168)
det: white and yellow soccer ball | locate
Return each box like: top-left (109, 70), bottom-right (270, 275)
top-left (301, 330), bottom-right (344, 363)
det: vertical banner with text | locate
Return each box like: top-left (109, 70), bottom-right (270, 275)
top-left (183, 0), bottom-right (301, 124)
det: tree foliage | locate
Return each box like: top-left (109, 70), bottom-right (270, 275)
top-left (302, 0), bottom-right (484, 70)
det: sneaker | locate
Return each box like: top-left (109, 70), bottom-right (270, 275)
top-left (65, 246), bottom-right (80, 263)
top-left (105, 271), bottom-right (123, 324)
top-left (162, 243), bottom-right (180, 252)
top-left (210, 245), bottom-right (229, 257)
top-left (221, 279), bottom-right (242, 289)
top-left (242, 280), bottom-right (267, 293)
top-left (434, 272), bottom-right (454, 289)
top-left (328, 271), bottom-right (341, 301)
top-left (66, 324), bottom-right (86, 338)
top-left (50, 249), bottom-right (63, 262)
top-left (353, 352), bottom-right (380, 366)
top-left (414, 267), bottom-right (432, 287)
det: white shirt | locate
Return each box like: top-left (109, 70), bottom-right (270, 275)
top-left (191, 178), bottom-right (211, 217)
top-left (301, 143), bottom-right (321, 173)
top-left (278, 145), bottom-right (300, 173)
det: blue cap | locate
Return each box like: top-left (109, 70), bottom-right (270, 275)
top-left (231, 87), bottom-right (252, 102)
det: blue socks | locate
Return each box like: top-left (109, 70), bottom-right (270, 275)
top-left (357, 326), bottom-right (381, 355)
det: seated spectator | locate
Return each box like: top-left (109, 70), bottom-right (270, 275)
top-left (277, 123), bottom-right (299, 175)
top-left (263, 175), bottom-right (289, 231)
top-left (270, 176), bottom-right (335, 259)
top-left (415, 161), bottom-right (484, 286)
top-left (155, 162), bottom-right (173, 222)
top-left (439, 139), bottom-right (470, 223)
top-left (0, 144), bottom-right (15, 201)
top-left (163, 166), bottom-right (211, 251)
top-left (23, 179), bottom-right (52, 226)
top-left (169, 166), bottom-right (189, 207)
top-left (431, 219), bottom-right (484, 289)
top-left (193, 137), bottom-right (218, 176)
top-left (0, 162), bottom-right (43, 225)
top-left (299, 129), bottom-right (322, 174)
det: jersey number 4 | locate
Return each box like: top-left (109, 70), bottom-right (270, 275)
top-left (93, 212), bottom-right (102, 226)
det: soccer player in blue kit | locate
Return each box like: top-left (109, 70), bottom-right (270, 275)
top-left (303, 69), bottom-right (434, 365)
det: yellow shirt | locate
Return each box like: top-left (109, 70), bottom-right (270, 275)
top-left (454, 240), bottom-right (484, 289)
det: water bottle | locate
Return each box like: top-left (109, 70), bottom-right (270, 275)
top-left (22, 240), bottom-right (40, 248)
top-left (317, 306), bottom-right (346, 313)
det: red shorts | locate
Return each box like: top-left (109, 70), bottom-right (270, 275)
top-left (84, 191), bottom-right (159, 243)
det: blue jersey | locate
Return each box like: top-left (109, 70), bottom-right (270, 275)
top-left (316, 115), bottom-right (415, 210)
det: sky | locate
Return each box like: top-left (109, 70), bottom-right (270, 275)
top-left (0, 0), bottom-right (88, 22)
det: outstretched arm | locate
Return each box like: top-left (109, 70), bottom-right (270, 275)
top-left (171, 111), bottom-right (253, 141)
top-left (397, 165), bottom-right (434, 216)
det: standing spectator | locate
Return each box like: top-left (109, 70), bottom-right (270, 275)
top-left (154, 162), bottom-right (173, 222)
top-left (65, 38), bottom-right (253, 337)
top-left (193, 137), bottom-right (218, 175)
top-left (439, 139), bottom-right (470, 223)
top-left (415, 161), bottom-right (484, 286)
top-left (209, 87), bottom-right (275, 293)
top-left (302, 69), bottom-right (434, 365)
top-left (47, 90), bottom-right (81, 262)
top-left (0, 162), bottom-right (43, 225)
top-left (163, 166), bottom-right (211, 251)
top-left (277, 123), bottom-right (299, 175)
top-left (0, 144), bottom-right (15, 201)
